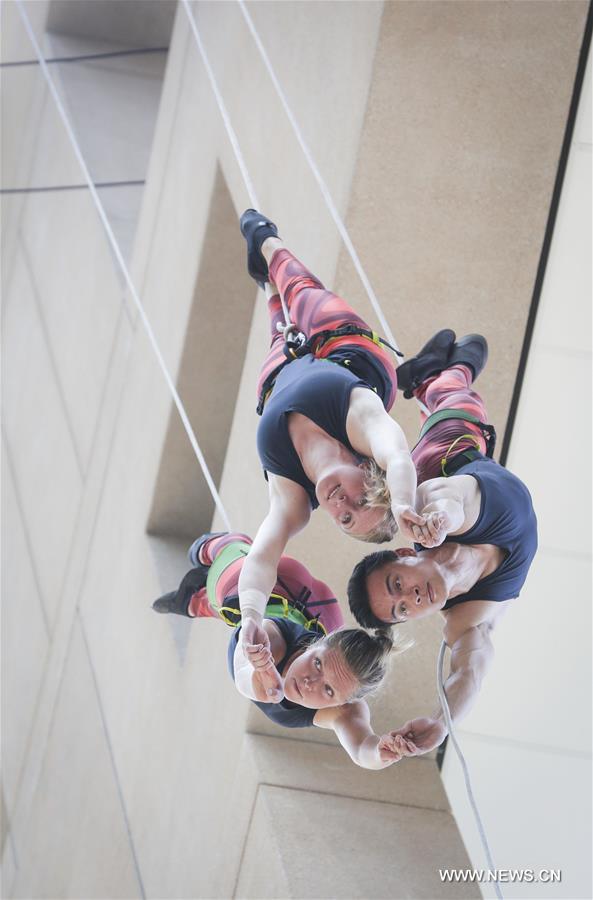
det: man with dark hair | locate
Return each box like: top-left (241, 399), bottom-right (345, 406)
top-left (347, 330), bottom-right (538, 756)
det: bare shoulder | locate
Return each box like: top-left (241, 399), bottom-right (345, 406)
top-left (443, 599), bottom-right (511, 645)
top-left (418, 474), bottom-right (475, 505)
top-left (348, 386), bottom-right (385, 418)
top-left (313, 698), bottom-right (369, 729)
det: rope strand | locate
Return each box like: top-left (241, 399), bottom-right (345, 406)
top-left (237, 0), bottom-right (401, 355)
top-left (437, 643), bottom-right (503, 900)
top-left (236, 0), bottom-right (432, 415)
top-left (16, 0), bottom-right (232, 532)
top-left (180, 0), bottom-right (292, 329)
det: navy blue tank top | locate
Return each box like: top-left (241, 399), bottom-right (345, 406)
top-left (421, 456), bottom-right (537, 607)
top-left (257, 356), bottom-right (372, 508)
top-left (227, 616), bottom-right (324, 728)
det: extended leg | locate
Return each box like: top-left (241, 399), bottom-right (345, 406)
top-left (255, 237), bottom-right (397, 409)
top-left (412, 365), bottom-right (489, 484)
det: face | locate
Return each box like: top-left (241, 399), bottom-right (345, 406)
top-left (283, 643), bottom-right (359, 709)
top-left (316, 463), bottom-right (384, 537)
top-left (366, 551), bottom-right (449, 624)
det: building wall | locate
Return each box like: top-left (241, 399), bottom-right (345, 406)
top-left (2, 1), bottom-right (589, 897)
top-left (441, 44), bottom-right (592, 900)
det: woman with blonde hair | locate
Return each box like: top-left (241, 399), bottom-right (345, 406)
top-left (152, 532), bottom-right (408, 769)
top-left (237, 210), bottom-right (436, 687)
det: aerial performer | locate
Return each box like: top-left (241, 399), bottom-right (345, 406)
top-left (152, 532), bottom-right (408, 769)
top-left (347, 330), bottom-right (538, 755)
top-left (237, 208), bottom-right (422, 687)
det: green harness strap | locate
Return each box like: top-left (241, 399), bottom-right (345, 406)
top-left (205, 540), bottom-right (326, 633)
top-left (418, 408), bottom-right (484, 440)
top-left (416, 408), bottom-right (497, 474)
top-left (205, 541), bottom-right (251, 608)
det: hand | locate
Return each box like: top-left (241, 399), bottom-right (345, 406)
top-left (384, 717), bottom-right (448, 757)
top-left (377, 732), bottom-right (413, 764)
top-left (252, 666), bottom-right (285, 704)
top-left (411, 511), bottom-right (449, 548)
top-left (241, 616), bottom-right (270, 658)
top-left (241, 616), bottom-right (283, 702)
top-left (393, 505), bottom-right (426, 544)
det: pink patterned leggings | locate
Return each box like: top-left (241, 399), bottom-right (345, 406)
top-left (411, 365), bottom-right (489, 484)
top-left (188, 532), bottom-right (345, 634)
top-left (256, 249), bottom-right (398, 410)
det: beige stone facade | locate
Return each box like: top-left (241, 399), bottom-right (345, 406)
top-left (2, 1), bottom-right (590, 897)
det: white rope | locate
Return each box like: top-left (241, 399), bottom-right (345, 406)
top-left (180, 0), bottom-right (292, 330)
top-left (237, 0), bottom-right (402, 356)
top-left (437, 642), bottom-right (503, 900)
top-left (237, 1), bottom-right (433, 414)
top-left (16, 0), bottom-right (232, 532)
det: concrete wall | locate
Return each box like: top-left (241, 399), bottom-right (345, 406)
top-left (2, 0), bottom-right (589, 897)
top-left (441, 44), bottom-right (592, 900)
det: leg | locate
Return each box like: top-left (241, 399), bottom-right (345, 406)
top-left (417, 365), bottom-right (488, 421)
top-left (274, 555), bottom-right (345, 634)
top-left (192, 537), bottom-right (344, 635)
top-left (189, 533), bottom-right (252, 619)
top-left (197, 532), bottom-right (251, 566)
top-left (412, 365), bottom-right (489, 484)
top-left (255, 282), bottom-right (292, 404)
top-left (262, 238), bottom-right (370, 339)
top-left (255, 238), bottom-right (398, 409)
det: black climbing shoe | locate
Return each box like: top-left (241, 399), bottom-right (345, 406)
top-left (449, 334), bottom-right (488, 381)
top-left (239, 208), bottom-right (279, 288)
top-left (187, 532), bottom-right (225, 567)
top-left (152, 564), bottom-right (209, 617)
top-left (397, 329), bottom-right (457, 398)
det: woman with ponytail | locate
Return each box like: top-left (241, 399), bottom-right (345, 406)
top-left (153, 531), bottom-right (410, 770)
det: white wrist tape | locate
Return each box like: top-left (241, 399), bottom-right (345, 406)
top-left (240, 589), bottom-right (268, 619)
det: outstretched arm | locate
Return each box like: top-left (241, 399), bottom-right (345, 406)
top-left (239, 475), bottom-right (311, 614)
top-left (347, 391), bottom-right (421, 541)
top-left (387, 619), bottom-right (497, 756)
top-left (238, 475), bottom-right (310, 658)
top-left (314, 700), bottom-right (405, 770)
top-left (438, 620), bottom-right (495, 723)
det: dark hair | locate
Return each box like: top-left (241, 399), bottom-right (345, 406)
top-left (323, 628), bottom-right (394, 698)
top-left (347, 550), bottom-right (399, 628)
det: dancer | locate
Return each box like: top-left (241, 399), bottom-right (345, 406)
top-left (153, 532), bottom-right (408, 769)
top-left (347, 331), bottom-right (538, 755)
top-left (238, 209), bottom-right (421, 668)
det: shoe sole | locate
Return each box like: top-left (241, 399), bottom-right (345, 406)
top-left (187, 532), bottom-right (225, 567)
top-left (450, 334), bottom-right (488, 378)
top-left (417, 328), bottom-right (456, 358)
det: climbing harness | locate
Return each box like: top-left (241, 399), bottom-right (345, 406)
top-left (205, 541), bottom-right (327, 632)
top-left (215, 593), bottom-right (327, 635)
top-left (415, 408), bottom-right (497, 476)
top-left (419, 408), bottom-right (497, 452)
top-left (256, 324), bottom-right (404, 414)
top-left (292, 324), bottom-right (402, 360)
